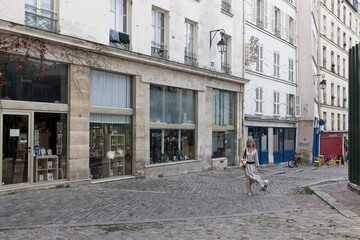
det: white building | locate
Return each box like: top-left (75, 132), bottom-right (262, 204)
top-left (244, 0), bottom-right (299, 164)
top-left (0, 0), bottom-right (248, 190)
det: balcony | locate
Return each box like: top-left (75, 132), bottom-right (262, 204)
top-left (256, 18), bottom-right (264, 29)
top-left (25, 4), bottom-right (57, 32)
top-left (151, 42), bottom-right (168, 59)
top-left (221, 63), bottom-right (231, 75)
top-left (184, 51), bottom-right (197, 66)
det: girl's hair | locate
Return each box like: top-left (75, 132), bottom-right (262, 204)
top-left (246, 139), bottom-right (256, 148)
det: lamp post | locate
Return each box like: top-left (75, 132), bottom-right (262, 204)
top-left (210, 29), bottom-right (227, 54)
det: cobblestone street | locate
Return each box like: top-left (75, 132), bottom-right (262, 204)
top-left (0, 165), bottom-right (359, 239)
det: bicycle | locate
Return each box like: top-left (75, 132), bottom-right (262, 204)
top-left (288, 152), bottom-right (302, 168)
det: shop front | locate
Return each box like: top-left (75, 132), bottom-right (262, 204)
top-left (0, 54), bottom-right (68, 187)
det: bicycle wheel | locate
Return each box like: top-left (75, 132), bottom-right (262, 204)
top-left (288, 159), bottom-right (295, 168)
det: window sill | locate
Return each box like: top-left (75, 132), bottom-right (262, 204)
top-left (221, 9), bottom-right (234, 17)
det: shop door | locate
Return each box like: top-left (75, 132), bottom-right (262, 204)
top-left (1, 113), bottom-right (31, 185)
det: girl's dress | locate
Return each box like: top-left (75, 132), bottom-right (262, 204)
top-left (244, 148), bottom-right (266, 189)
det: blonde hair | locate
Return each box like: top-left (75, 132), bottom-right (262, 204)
top-left (246, 138), bottom-right (256, 148)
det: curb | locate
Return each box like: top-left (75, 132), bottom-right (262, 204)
top-left (306, 180), bottom-right (359, 219)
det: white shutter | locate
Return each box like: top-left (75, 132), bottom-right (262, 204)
top-left (260, 88), bottom-right (263, 113)
top-left (271, 4), bottom-right (274, 33)
top-left (264, 0), bottom-right (268, 30)
top-left (295, 95), bottom-right (301, 117)
top-left (281, 11), bottom-right (285, 39)
top-left (251, 0), bottom-right (256, 23)
top-left (285, 14), bottom-right (289, 41)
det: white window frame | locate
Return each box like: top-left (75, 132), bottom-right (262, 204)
top-left (184, 20), bottom-right (197, 66)
top-left (286, 94), bottom-right (295, 116)
top-left (273, 91), bottom-right (280, 115)
top-left (255, 45), bottom-right (263, 72)
top-left (25, 0), bottom-right (57, 32)
top-left (255, 87), bottom-right (263, 114)
top-left (289, 58), bottom-right (294, 82)
top-left (273, 51), bottom-right (280, 77)
top-left (110, 0), bottom-right (127, 33)
top-left (151, 7), bottom-right (168, 59)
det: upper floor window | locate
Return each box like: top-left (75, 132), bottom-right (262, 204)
top-left (25, 0), bottom-right (56, 32)
top-left (253, 0), bottom-right (265, 29)
top-left (323, 46), bottom-right (327, 69)
top-left (221, 0), bottom-right (231, 13)
top-left (273, 91), bottom-right (280, 116)
top-left (184, 20), bottom-right (197, 66)
top-left (323, 15), bottom-right (327, 36)
top-left (212, 89), bottom-right (234, 126)
top-left (289, 58), bottom-right (294, 82)
top-left (273, 7), bottom-right (281, 37)
top-left (109, 0), bottom-right (129, 49)
top-left (286, 94), bottom-right (295, 116)
top-left (288, 16), bottom-right (294, 44)
top-left (255, 87), bottom-right (263, 114)
top-left (110, 0), bottom-right (127, 33)
top-left (255, 45), bottom-right (263, 72)
top-left (151, 8), bottom-right (168, 59)
top-left (273, 51), bottom-right (280, 78)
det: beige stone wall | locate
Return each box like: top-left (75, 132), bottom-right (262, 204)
top-left (68, 65), bottom-right (91, 181)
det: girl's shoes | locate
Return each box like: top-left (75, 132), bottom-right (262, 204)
top-left (247, 192), bottom-right (252, 196)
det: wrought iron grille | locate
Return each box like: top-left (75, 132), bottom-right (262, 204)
top-left (184, 51), bottom-right (197, 66)
top-left (25, 4), bottom-right (57, 32)
top-left (221, 0), bottom-right (231, 13)
top-left (151, 42), bottom-right (168, 59)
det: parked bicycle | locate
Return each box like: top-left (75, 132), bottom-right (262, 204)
top-left (288, 152), bottom-right (302, 168)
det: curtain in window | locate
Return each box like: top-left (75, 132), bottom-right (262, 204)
top-left (90, 70), bottom-right (131, 108)
top-left (212, 90), bottom-right (234, 126)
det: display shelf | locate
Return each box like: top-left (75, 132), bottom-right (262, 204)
top-left (103, 134), bottom-right (125, 177)
top-left (35, 155), bottom-right (58, 182)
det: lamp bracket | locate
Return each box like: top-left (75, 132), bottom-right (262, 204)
top-left (210, 29), bottom-right (225, 48)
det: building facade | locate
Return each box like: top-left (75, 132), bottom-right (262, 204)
top-left (244, 0), bottom-right (299, 164)
top-left (318, 0), bottom-right (359, 159)
top-left (0, 0), bottom-right (247, 190)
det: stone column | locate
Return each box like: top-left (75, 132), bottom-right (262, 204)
top-left (68, 65), bottom-right (90, 181)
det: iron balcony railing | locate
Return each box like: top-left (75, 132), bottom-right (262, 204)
top-left (221, 63), bottom-right (231, 75)
top-left (151, 42), bottom-right (168, 59)
top-left (184, 50), bottom-right (197, 66)
top-left (25, 4), bottom-right (57, 32)
top-left (256, 18), bottom-right (264, 29)
top-left (274, 28), bottom-right (280, 37)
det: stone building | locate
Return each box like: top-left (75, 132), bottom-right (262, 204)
top-left (0, 0), bottom-right (247, 189)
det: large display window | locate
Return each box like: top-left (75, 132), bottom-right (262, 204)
top-left (149, 85), bottom-right (196, 164)
top-left (0, 54), bottom-right (68, 103)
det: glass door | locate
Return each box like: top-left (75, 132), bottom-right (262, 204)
top-left (1, 113), bottom-right (30, 185)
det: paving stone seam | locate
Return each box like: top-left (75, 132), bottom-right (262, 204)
top-left (0, 208), bottom-right (302, 231)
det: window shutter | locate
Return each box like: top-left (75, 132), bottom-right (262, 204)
top-left (295, 95), bottom-right (301, 117)
top-left (264, 0), bottom-right (268, 30)
top-left (252, 0), bottom-right (256, 23)
top-left (285, 14), bottom-right (289, 41)
top-left (281, 11), bottom-right (285, 38)
top-left (271, 5), bottom-right (274, 33)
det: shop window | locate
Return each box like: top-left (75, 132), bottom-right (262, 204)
top-left (150, 85), bottom-right (195, 124)
top-left (212, 89), bottom-right (234, 125)
top-left (89, 114), bottom-right (132, 178)
top-left (33, 112), bottom-right (67, 182)
top-left (90, 70), bottom-right (132, 108)
top-left (150, 129), bottom-right (195, 164)
top-left (0, 54), bottom-right (68, 103)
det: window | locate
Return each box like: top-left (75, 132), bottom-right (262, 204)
top-left (253, 0), bottom-right (264, 28)
top-left (286, 94), bottom-right (295, 116)
top-left (221, 0), bottom-right (231, 13)
top-left (343, 114), bottom-right (346, 130)
top-left (288, 16), bottom-right (294, 44)
top-left (273, 91), bottom-right (280, 115)
top-left (255, 45), bottom-right (263, 72)
top-left (349, 37), bottom-right (352, 49)
top-left (343, 87), bottom-right (347, 107)
top-left (323, 111), bottom-right (327, 130)
top-left (110, 0), bottom-right (127, 33)
top-left (274, 7), bottom-right (281, 37)
top-left (184, 20), bottom-right (197, 66)
top-left (337, 85), bottom-right (340, 106)
top-left (331, 0), bottom-right (335, 12)
top-left (151, 8), bottom-right (168, 59)
top-left (212, 90), bottom-right (235, 164)
top-left (331, 22), bottom-right (334, 41)
top-left (337, 55), bottom-right (340, 74)
top-left (212, 89), bottom-right (234, 126)
top-left (343, 32), bottom-right (346, 49)
top-left (255, 87), bottom-right (263, 114)
top-left (331, 83), bottom-right (335, 105)
top-left (337, 0), bottom-right (340, 17)
top-left (289, 58), bottom-right (294, 82)
top-left (25, 0), bottom-right (56, 32)
top-left (343, 6), bottom-right (346, 23)
top-left (323, 15), bottom-right (327, 35)
top-left (337, 113), bottom-right (341, 130)
top-left (221, 35), bottom-right (231, 74)
top-left (0, 54), bottom-right (68, 103)
top-left (150, 85), bottom-right (195, 164)
top-left (343, 58), bottom-right (346, 77)
top-left (109, 0), bottom-right (129, 49)
top-left (350, 12), bottom-right (352, 28)
top-left (337, 27), bottom-right (341, 46)
top-left (273, 51), bottom-right (280, 77)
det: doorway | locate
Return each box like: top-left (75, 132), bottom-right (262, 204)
top-left (1, 113), bottom-right (31, 185)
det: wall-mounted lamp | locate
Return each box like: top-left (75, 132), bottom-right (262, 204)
top-left (210, 29), bottom-right (227, 54)
top-left (319, 79), bottom-right (327, 90)
top-left (314, 74), bottom-right (327, 103)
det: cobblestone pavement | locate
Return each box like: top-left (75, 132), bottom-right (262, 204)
top-left (0, 164), bottom-right (359, 239)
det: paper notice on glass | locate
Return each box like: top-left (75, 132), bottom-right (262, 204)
top-left (10, 129), bottom-right (20, 137)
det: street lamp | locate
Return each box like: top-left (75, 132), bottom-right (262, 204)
top-left (319, 79), bottom-right (327, 90)
top-left (210, 29), bottom-right (227, 54)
